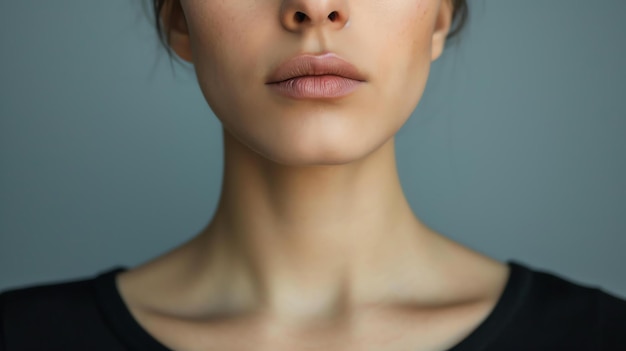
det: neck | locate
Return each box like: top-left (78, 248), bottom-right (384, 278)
top-left (191, 129), bottom-right (440, 322)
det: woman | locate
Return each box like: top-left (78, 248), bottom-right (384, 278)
top-left (1, 0), bottom-right (625, 350)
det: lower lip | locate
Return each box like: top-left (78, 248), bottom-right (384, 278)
top-left (267, 75), bottom-right (364, 99)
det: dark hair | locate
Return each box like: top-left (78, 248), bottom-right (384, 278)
top-left (449, 0), bottom-right (468, 39)
top-left (152, 0), bottom-right (468, 53)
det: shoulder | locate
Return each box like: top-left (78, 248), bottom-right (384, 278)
top-left (0, 268), bottom-right (127, 350)
top-left (522, 263), bottom-right (626, 319)
top-left (1, 275), bottom-right (97, 314)
top-left (495, 261), bottom-right (626, 350)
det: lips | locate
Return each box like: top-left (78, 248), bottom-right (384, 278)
top-left (265, 53), bottom-right (367, 99)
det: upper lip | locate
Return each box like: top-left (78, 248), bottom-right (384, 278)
top-left (266, 53), bottom-right (367, 84)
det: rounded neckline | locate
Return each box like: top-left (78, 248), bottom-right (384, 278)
top-left (93, 260), bottom-right (531, 351)
top-left (93, 266), bottom-right (171, 351)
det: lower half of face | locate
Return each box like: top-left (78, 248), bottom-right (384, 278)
top-left (181, 0), bottom-right (441, 165)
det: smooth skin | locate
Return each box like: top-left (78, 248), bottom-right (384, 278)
top-left (117, 0), bottom-right (510, 350)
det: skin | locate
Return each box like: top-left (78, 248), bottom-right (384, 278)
top-left (117, 0), bottom-right (510, 350)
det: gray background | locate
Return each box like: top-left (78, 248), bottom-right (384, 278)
top-left (1, 1), bottom-right (625, 297)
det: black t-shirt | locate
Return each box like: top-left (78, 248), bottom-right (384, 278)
top-left (1, 260), bottom-right (626, 351)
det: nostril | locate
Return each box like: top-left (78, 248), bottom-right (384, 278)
top-left (328, 11), bottom-right (338, 21)
top-left (294, 11), bottom-right (307, 23)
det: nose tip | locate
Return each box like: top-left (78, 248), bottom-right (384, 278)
top-left (280, 0), bottom-right (350, 32)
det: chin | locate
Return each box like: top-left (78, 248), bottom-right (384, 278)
top-left (229, 124), bottom-right (389, 167)
top-left (217, 90), bottom-right (404, 167)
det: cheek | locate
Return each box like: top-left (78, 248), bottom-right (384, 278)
top-left (184, 6), bottom-right (291, 160)
top-left (366, 1), bottom-right (436, 123)
top-left (184, 2), bottom-right (269, 116)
